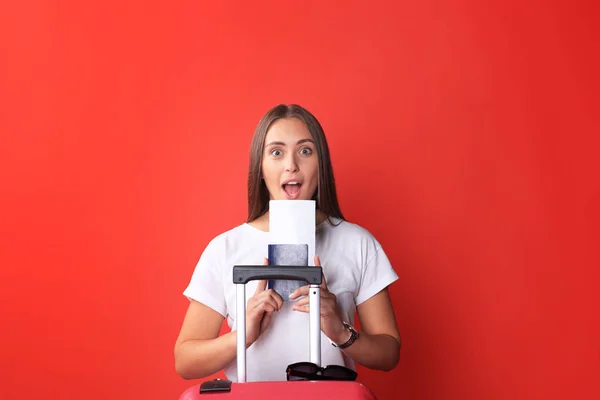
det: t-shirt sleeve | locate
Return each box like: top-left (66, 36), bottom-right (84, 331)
top-left (355, 239), bottom-right (399, 305)
top-left (182, 237), bottom-right (227, 318)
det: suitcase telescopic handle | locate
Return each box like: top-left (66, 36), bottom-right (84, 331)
top-left (232, 265), bottom-right (322, 285)
top-left (233, 265), bottom-right (323, 383)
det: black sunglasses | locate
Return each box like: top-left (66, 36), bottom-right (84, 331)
top-left (286, 362), bottom-right (358, 381)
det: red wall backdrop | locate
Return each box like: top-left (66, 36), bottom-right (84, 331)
top-left (1, 1), bottom-right (598, 399)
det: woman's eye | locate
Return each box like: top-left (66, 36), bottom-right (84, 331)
top-left (300, 148), bottom-right (312, 155)
top-left (271, 149), bottom-right (282, 156)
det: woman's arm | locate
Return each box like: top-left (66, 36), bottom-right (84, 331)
top-left (175, 261), bottom-right (284, 380)
top-left (290, 255), bottom-right (401, 371)
top-left (174, 300), bottom-right (237, 379)
top-left (339, 288), bottom-right (401, 371)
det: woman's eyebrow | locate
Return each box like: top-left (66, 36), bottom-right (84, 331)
top-left (265, 141), bottom-right (286, 147)
top-left (265, 139), bottom-right (315, 147)
top-left (297, 138), bottom-right (315, 145)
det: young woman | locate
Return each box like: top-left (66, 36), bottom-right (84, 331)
top-left (175, 104), bottom-right (401, 382)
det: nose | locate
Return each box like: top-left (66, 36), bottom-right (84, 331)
top-left (285, 153), bottom-right (299, 173)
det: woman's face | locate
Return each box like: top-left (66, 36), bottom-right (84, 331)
top-left (261, 118), bottom-right (319, 201)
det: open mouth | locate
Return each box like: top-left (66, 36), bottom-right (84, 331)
top-left (282, 182), bottom-right (302, 199)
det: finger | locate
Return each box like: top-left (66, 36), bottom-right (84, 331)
top-left (314, 254), bottom-right (328, 289)
top-left (264, 294), bottom-right (283, 312)
top-left (288, 285), bottom-right (310, 300)
top-left (292, 304), bottom-right (310, 313)
top-left (254, 279), bottom-right (267, 295)
top-left (293, 296), bottom-right (310, 307)
top-left (261, 292), bottom-right (283, 311)
top-left (254, 300), bottom-right (277, 314)
top-left (262, 302), bottom-right (277, 313)
top-left (268, 290), bottom-right (284, 310)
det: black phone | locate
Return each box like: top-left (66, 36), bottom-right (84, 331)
top-left (199, 379), bottom-right (232, 394)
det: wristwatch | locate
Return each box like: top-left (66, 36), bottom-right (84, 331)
top-left (332, 322), bottom-right (360, 349)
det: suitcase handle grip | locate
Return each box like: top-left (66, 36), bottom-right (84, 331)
top-left (232, 265), bottom-right (322, 285)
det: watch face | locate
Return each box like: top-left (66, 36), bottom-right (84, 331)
top-left (343, 322), bottom-right (357, 335)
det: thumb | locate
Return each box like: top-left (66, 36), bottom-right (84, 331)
top-left (254, 257), bottom-right (269, 294)
top-left (314, 254), bottom-right (327, 289)
top-left (314, 254), bottom-right (321, 267)
top-left (255, 279), bottom-right (267, 294)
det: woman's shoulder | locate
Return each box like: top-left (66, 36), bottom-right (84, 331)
top-left (321, 217), bottom-right (382, 244)
top-left (202, 222), bottom-right (265, 252)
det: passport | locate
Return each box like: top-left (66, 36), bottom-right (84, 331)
top-left (267, 243), bottom-right (308, 302)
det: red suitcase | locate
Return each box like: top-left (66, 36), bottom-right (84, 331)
top-left (178, 265), bottom-right (377, 399)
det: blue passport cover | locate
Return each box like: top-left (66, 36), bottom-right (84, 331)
top-left (267, 243), bottom-right (308, 302)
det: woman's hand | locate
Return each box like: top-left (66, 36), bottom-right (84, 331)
top-left (289, 255), bottom-right (350, 345)
top-left (245, 258), bottom-right (283, 346)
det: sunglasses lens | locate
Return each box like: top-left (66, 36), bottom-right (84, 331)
top-left (289, 362), bottom-right (319, 375)
top-left (322, 366), bottom-right (357, 381)
top-left (286, 362), bottom-right (320, 381)
top-left (286, 363), bottom-right (356, 381)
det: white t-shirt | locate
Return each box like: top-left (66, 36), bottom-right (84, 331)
top-left (183, 217), bottom-right (398, 382)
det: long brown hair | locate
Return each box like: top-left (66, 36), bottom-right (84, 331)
top-left (246, 104), bottom-right (345, 223)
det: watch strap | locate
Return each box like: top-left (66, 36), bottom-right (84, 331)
top-left (333, 322), bottom-right (359, 349)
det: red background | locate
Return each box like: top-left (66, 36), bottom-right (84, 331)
top-left (1, 1), bottom-right (598, 399)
